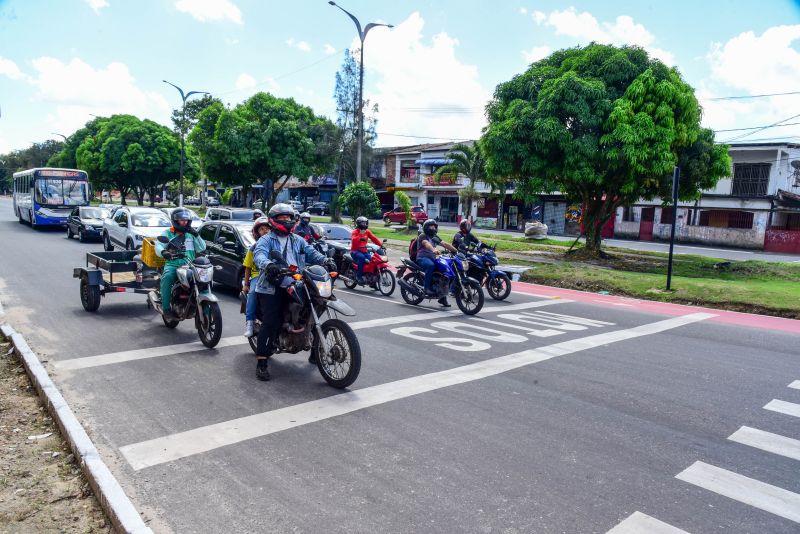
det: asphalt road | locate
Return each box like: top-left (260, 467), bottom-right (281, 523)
top-left (1, 197), bottom-right (799, 534)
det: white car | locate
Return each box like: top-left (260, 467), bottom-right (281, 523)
top-left (102, 206), bottom-right (171, 251)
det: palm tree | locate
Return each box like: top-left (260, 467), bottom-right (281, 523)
top-left (433, 141), bottom-right (486, 220)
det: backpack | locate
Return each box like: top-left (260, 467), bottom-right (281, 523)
top-left (409, 237), bottom-right (419, 261)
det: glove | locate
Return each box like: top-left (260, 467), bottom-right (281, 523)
top-left (162, 250), bottom-right (174, 260)
top-left (185, 226), bottom-right (198, 236)
top-left (265, 262), bottom-right (281, 283)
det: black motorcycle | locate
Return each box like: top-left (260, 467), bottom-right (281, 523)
top-left (464, 244), bottom-right (512, 300)
top-left (245, 250), bottom-right (361, 389)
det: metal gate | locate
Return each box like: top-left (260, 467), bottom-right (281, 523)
top-left (543, 202), bottom-right (566, 235)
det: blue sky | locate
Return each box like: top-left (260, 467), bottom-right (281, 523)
top-left (1, 0), bottom-right (799, 154)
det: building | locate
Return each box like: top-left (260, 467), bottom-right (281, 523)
top-left (613, 142), bottom-right (800, 251)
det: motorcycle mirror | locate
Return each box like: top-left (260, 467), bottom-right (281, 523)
top-left (157, 236), bottom-right (169, 243)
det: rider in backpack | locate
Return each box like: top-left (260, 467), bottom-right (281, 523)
top-left (416, 219), bottom-right (457, 307)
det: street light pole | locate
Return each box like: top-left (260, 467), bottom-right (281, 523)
top-left (51, 132), bottom-right (68, 141)
top-left (163, 80), bottom-right (209, 207)
top-left (328, 1), bottom-right (392, 182)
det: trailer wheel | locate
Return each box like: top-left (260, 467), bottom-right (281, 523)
top-left (80, 275), bottom-right (101, 312)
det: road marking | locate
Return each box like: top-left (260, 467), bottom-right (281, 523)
top-left (675, 461), bottom-right (800, 523)
top-left (789, 380), bottom-right (800, 390)
top-left (764, 399), bottom-right (800, 418)
top-left (606, 511), bottom-right (690, 534)
top-left (728, 426), bottom-right (800, 461)
top-left (119, 312), bottom-right (714, 470)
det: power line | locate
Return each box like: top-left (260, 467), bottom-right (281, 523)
top-left (705, 91), bottom-right (800, 101)
top-left (713, 122), bottom-right (800, 133)
top-left (721, 112), bottom-right (800, 143)
top-left (376, 131), bottom-right (472, 141)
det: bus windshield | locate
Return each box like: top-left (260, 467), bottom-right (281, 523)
top-left (35, 178), bottom-right (89, 206)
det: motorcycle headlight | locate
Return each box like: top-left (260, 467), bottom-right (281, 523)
top-left (195, 266), bottom-right (214, 283)
top-left (315, 279), bottom-right (332, 298)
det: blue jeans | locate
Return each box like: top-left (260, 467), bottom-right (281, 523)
top-left (245, 278), bottom-right (258, 321)
top-left (417, 257), bottom-right (435, 292)
top-left (351, 251), bottom-right (370, 278)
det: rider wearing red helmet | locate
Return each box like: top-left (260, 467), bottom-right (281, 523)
top-left (452, 219), bottom-right (483, 252)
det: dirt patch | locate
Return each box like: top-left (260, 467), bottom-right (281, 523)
top-left (0, 335), bottom-right (110, 533)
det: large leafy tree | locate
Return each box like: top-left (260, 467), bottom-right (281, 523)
top-left (340, 181), bottom-right (380, 221)
top-left (76, 115), bottom-right (180, 205)
top-left (189, 92), bottom-right (338, 206)
top-left (1, 140), bottom-right (64, 192)
top-left (482, 44), bottom-right (731, 255)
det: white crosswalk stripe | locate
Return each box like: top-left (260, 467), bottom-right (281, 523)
top-left (675, 461), bottom-right (800, 524)
top-left (764, 399), bottom-right (800, 418)
top-left (728, 426), bottom-right (800, 461)
top-left (606, 511), bottom-right (690, 534)
top-left (789, 380), bottom-right (800, 390)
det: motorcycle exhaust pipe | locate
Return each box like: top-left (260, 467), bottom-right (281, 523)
top-left (397, 278), bottom-right (422, 297)
top-left (339, 275), bottom-right (356, 285)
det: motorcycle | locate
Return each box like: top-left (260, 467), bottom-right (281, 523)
top-left (464, 244), bottom-right (512, 301)
top-left (340, 240), bottom-right (396, 296)
top-left (245, 250), bottom-right (361, 389)
top-left (147, 235), bottom-right (223, 348)
top-left (396, 252), bottom-right (484, 315)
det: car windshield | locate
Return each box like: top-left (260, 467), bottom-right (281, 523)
top-left (81, 208), bottom-right (109, 219)
top-left (132, 214), bottom-right (170, 227)
top-left (323, 225), bottom-right (352, 240)
top-left (231, 211), bottom-right (257, 220)
top-left (237, 227), bottom-right (255, 247)
top-left (168, 209), bottom-right (201, 221)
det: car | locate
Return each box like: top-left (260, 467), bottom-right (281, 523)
top-left (314, 222), bottom-right (352, 243)
top-left (184, 196), bottom-right (202, 206)
top-left (161, 207), bottom-right (203, 230)
top-left (288, 199), bottom-right (305, 212)
top-left (66, 206), bottom-right (110, 242)
top-left (198, 220), bottom-right (256, 288)
top-left (205, 207), bottom-right (264, 222)
top-left (206, 196), bottom-right (220, 206)
top-left (102, 206), bottom-right (172, 251)
top-left (307, 202), bottom-right (330, 216)
top-left (383, 206), bottom-right (428, 225)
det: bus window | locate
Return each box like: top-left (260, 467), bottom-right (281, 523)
top-left (63, 179), bottom-right (88, 205)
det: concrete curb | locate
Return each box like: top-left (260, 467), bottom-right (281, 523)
top-left (1, 323), bottom-right (153, 534)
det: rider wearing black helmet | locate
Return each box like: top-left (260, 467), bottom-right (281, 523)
top-left (350, 216), bottom-right (382, 284)
top-left (251, 203), bottom-right (336, 381)
top-left (155, 208), bottom-right (206, 320)
top-left (416, 219), bottom-right (457, 307)
top-left (292, 211), bottom-right (321, 243)
top-left (452, 219), bottom-right (483, 252)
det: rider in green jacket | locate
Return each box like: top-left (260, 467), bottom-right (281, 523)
top-left (155, 208), bottom-right (206, 319)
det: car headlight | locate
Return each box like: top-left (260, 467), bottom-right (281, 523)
top-left (195, 266), bottom-right (214, 283)
top-left (315, 279), bottom-right (332, 298)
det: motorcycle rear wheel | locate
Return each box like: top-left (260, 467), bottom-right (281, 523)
top-left (313, 318), bottom-right (361, 389)
top-left (456, 278), bottom-right (484, 315)
top-left (378, 268), bottom-right (396, 296)
top-left (400, 272), bottom-right (424, 305)
top-left (343, 266), bottom-right (358, 289)
top-left (196, 301), bottom-right (223, 348)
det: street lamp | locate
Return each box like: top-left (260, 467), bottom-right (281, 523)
top-left (163, 80), bottom-right (209, 207)
top-left (328, 1), bottom-right (392, 182)
top-left (51, 132), bottom-right (68, 141)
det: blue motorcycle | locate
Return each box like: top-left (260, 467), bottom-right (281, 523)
top-left (464, 244), bottom-right (512, 301)
top-left (397, 252), bottom-right (484, 315)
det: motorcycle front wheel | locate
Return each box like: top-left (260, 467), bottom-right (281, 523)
top-left (196, 301), bottom-right (223, 348)
top-left (455, 278), bottom-right (484, 315)
top-left (378, 268), bottom-right (396, 296)
top-left (313, 318), bottom-right (361, 389)
top-left (487, 272), bottom-right (512, 300)
top-left (400, 272), bottom-right (424, 305)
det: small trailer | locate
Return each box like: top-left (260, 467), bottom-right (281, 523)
top-left (73, 250), bottom-right (159, 312)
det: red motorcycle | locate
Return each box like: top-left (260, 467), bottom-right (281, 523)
top-left (342, 243), bottom-right (396, 296)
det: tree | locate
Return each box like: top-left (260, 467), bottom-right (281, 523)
top-left (189, 92), bottom-right (338, 207)
top-left (394, 190), bottom-right (413, 229)
top-left (1, 140), bottom-right (64, 193)
top-left (482, 44), bottom-right (731, 255)
top-left (340, 181), bottom-right (379, 221)
top-left (434, 142), bottom-right (487, 219)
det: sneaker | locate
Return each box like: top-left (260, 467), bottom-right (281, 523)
top-left (438, 297), bottom-right (451, 308)
top-left (256, 359), bottom-right (270, 381)
top-left (163, 309), bottom-right (177, 321)
top-left (244, 320), bottom-right (254, 338)
top-left (424, 289), bottom-right (438, 298)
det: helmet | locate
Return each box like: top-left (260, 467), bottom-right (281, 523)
top-left (459, 220), bottom-right (472, 233)
top-left (422, 219), bottom-right (438, 237)
top-left (252, 216), bottom-right (270, 241)
top-left (171, 208), bottom-right (192, 232)
top-left (355, 216), bottom-right (369, 230)
top-left (268, 203), bottom-right (296, 235)
top-left (300, 212), bottom-right (311, 223)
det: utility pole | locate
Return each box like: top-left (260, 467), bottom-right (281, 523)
top-left (666, 166), bottom-right (680, 290)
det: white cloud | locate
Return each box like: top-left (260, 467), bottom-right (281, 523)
top-left (0, 56), bottom-right (25, 80)
top-left (25, 57), bottom-right (170, 140)
top-left (522, 45), bottom-right (551, 63)
top-left (700, 25), bottom-right (800, 140)
top-left (519, 7), bottom-right (527, 15)
top-left (85, 0), bottom-right (109, 14)
top-left (356, 12), bottom-right (490, 145)
top-left (533, 7), bottom-right (674, 65)
top-left (286, 38), bottom-right (312, 52)
top-left (225, 37), bottom-right (240, 45)
top-left (175, 0), bottom-right (242, 24)
top-left (323, 43), bottom-right (337, 55)
top-left (235, 73), bottom-right (256, 90)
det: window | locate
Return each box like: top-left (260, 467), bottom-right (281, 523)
top-left (660, 207), bottom-right (674, 224)
top-left (217, 225), bottom-right (237, 245)
top-left (115, 210), bottom-right (128, 225)
top-left (728, 211), bottom-right (755, 229)
top-left (731, 163), bottom-right (770, 197)
top-left (200, 224), bottom-right (218, 242)
top-left (697, 210), bottom-right (754, 229)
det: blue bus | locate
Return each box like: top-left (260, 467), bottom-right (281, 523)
top-left (13, 168), bottom-right (91, 228)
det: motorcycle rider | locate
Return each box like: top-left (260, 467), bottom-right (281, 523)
top-left (416, 219), bottom-right (457, 307)
top-left (293, 211), bottom-right (321, 243)
top-left (155, 208), bottom-right (207, 320)
top-left (242, 217), bottom-right (271, 337)
top-left (350, 216), bottom-right (383, 284)
top-left (253, 203), bottom-right (335, 381)
top-left (452, 219), bottom-right (483, 252)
